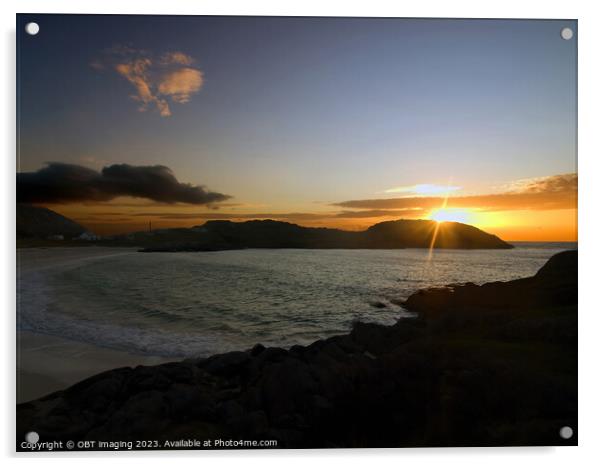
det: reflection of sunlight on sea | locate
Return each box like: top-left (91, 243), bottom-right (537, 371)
top-left (17, 244), bottom-right (575, 358)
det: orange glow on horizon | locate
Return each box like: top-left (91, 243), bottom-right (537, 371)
top-left (429, 208), bottom-right (474, 224)
top-left (42, 200), bottom-right (577, 243)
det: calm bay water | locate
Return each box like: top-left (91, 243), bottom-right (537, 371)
top-left (18, 244), bottom-right (576, 358)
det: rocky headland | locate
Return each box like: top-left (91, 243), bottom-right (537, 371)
top-left (16, 204), bottom-right (513, 251)
top-left (138, 219), bottom-right (513, 252)
top-left (16, 204), bottom-right (86, 240)
top-left (17, 250), bottom-right (576, 449)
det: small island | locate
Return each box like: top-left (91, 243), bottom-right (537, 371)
top-left (139, 219), bottom-right (513, 252)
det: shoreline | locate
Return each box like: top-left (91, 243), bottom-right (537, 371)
top-left (16, 245), bottom-right (574, 403)
top-left (16, 250), bottom-right (577, 448)
top-left (16, 247), bottom-right (174, 403)
top-left (17, 330), bottom-right (177, 403)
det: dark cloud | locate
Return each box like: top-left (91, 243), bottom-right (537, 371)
top-left (17, 163), bottom-right (231, 205)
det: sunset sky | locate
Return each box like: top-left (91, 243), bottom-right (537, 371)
top-left (17, 15), bottom-right (577, 241)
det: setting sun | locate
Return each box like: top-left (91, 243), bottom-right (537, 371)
top-left (429, 208), bottom-right (473, 224)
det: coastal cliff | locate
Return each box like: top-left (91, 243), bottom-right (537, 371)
top-left (16, 250), bottom-right (576, 449)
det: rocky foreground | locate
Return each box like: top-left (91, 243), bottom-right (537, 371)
top-left (17, 251), bottom-right (577, 449)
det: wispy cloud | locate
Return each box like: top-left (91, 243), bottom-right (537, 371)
top-left (160, 51), bottom-right (196, 66)
top-left (93, 46), bottom-right (204, 117)
top-left (336, 173), bottom-right (577, 212)
top-left (500, 173), bottom-right (577, 194)
top-left (158, 68), bottom-right (203, 104)
top-left (384, 183), bottom-right (461, 195)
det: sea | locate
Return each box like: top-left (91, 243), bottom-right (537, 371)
top-left (17, 243), bottom-right (576, 358)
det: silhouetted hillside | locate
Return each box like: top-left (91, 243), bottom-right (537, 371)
top-left (16, 204), bottom-right (86, 239)
top-left (140, 219), bottom-right (512, 251)
top-left (365, 219), bottom-right (510, 249)
top-left (15, 207), bottom-right (512, 250)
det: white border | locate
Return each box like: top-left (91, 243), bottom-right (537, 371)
top-left (3, 1), bottom-right (601, 465)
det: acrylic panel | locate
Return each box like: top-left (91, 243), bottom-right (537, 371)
top-left (16, 14), bottom-right (577, 451)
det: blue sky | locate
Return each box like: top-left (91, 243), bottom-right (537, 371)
top-left (17, 15), bottom-right (577, 238)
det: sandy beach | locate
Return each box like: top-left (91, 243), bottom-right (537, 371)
top-left (17, 247), bottom-right (176, 403)
top-left (17, 330), bottom-right (175, 403)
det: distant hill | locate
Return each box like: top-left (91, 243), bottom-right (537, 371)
top-left (14, 208), bottom-right (512, 250)
top-left (16, 204), bottom-right (87, 239)
top-left (138, 218), bottom-right (512, 251)
top-left (364, 219), bottom-right (511, 249)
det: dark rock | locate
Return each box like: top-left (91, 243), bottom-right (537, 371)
top-left (214, 385), bottom-right (242, 402)
top-left (350, 321), bottom-right (397, 354)
top-left (256, 347), bottom-right (288, 364)
top-left (403, 251), bottom-right (577, 315)
top-left (159, 362), bottom-right (196, 384)
top-left (251, 343), bottom-right (266, 357)
top-left (536, 250), bottom-right (577, 280)
top-left (288, 344), bottom-right (306, 356)
top-left (64, 367), bottom-right (132, 397)
top-left (369, 301), bottom-right (387, 309)
top-left (203, 351), bottom-right (251, 377)
top-left (328, 334), bottom-right (362, 354)
top-left (258, 358), bottom-right (317, 423)
top-left (125, 365), bottom-right (173, 393)
top-left (234, 410), bottom-right (269, 436)
top-left (217, 399), bottom-right (245, 423)
top-left (99, 390), bottom-right (169, 437)
top-left (305, 339), bottom-right (327, 353)
top-left (165, 383), bottom-right (216, 421)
